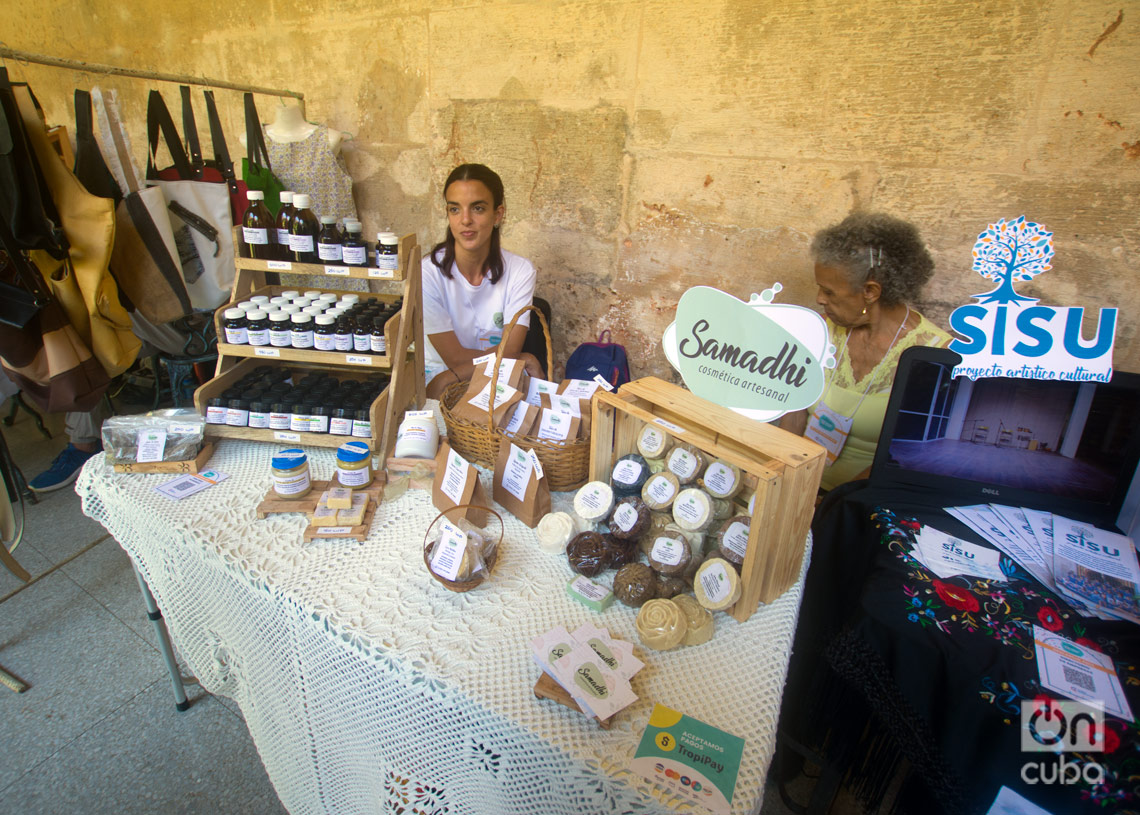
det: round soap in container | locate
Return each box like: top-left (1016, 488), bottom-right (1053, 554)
top-left (613, 562), bottom-right (658, 608)
top-left (608, 495), bottom-right (651, 542)
top-left (647, 531), bottom-right (692, 576)
top-left (641, 470), bottom-right (680, 511)
top-left (666, 444), bottom-right (706, 485)
top-left (572, 481), bottom-right (614, 528)
top-left (694, 557), bottom-right (742, 611)
top-left (715, 515), bottom-right (751, 568)
top-left (636, 423), bottom-right (674, 460)
top-left (335, 440), bottom-right (373, 489)
top-left (700, 458), bottom-right (743, 500)
top-left (610, 453), bottom-right (649, 498)
top-left (672, 487), bottom-right (715, 532)
top-left (271, 448), bottom-right (311, 498)
top-left (566, 531), bottom-right (608, 577)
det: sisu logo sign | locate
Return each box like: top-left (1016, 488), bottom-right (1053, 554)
top-left (949, 217), bottom-right (1117, 382)
top-left (661, 284), bottom-right (834, 422)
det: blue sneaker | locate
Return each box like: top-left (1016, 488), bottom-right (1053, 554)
top-left (29, 444), bottom-right (100, 492)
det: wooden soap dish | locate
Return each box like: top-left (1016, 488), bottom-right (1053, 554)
top-left (533, 672), bottom-right (614, 729)
top-left (256, 478), bottom-right (386, 542)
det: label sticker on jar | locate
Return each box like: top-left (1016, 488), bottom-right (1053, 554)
top-left (242, 227), bottom-right (268, 245)
top-left (646, 475), bottom-right (676, 504)
top-left (272, 470), bottom-right (310, 496)
top-left (723, 521), bottom-right (750, 559)
top-left (651, 536), bottom-right (684, 566)
top-left (612, 459), bottom-right (643, 485)
top-left (337, 466), bottom-right (371, 487)
top-left (704, 462), bottom-right (737, 495)
top-left (613, 503), bottom-right (638, 532)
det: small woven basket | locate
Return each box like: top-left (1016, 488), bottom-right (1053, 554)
top-left (423, 506), bottom-right (503, 592)
top-left (439, 305), bottom-right (591, 492)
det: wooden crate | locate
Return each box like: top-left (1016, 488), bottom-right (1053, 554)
top-left (591, 377), bottom-right (826, 621)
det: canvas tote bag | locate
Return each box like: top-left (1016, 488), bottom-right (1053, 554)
top-left (145, 89), bottom-right (234, 310)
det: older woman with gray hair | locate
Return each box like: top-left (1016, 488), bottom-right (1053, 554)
top-left (781, 212), bottom-right (950, 490)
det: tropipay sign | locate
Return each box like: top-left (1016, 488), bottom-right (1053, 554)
top-left (662, 284), bottom-right (834, 422)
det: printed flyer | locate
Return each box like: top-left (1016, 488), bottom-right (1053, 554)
top-left (631, 704), bottom-right (745, 815)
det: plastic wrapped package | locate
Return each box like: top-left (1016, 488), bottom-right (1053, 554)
top-left (566, 531), bottom-right (608, 577)
top-left (613, 563), bottom-right (658, 607)
top-left (635, 598), bottom-right (688, 650)
top-left (101, 409), bottom-right (205, 464)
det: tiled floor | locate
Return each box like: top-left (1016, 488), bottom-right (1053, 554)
top-left (0, 397), bottom-right (860, 815)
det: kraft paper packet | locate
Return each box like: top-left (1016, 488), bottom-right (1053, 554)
top-left (525, 377), bottom-right (559, 407)
top-left (557, 379), bottom-right (602, 400)
top-left (431, 442), bottom-right (490, 526)
top-left (534, 408), bottom-right (581, 445)
top-left (541, 390), bottom-right (592, 438)
top-left (502, 400), bottom-right (539, 438)
top-left (493, 441), bottom-right (551, 528)
top-left (452, 379), bottom-right (524, 428)
top-left (477, 353), bottom-right (530, 391)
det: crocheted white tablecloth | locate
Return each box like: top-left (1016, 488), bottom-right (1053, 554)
top-left (77, 438), bottom-right (809, 815)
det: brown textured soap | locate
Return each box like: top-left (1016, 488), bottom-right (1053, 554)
top-left (608, 495), bottom-right (651, 542)
top-left (655, 574), bottom-right (688, 600)
top-left (613, 562), bottom-right (658, 607)
top-left (602, 533), bottom-right (639, 569)
top-left (647, 533), bottom-right (692, 577)
top-left (567, 531), bottom-right (608, 577)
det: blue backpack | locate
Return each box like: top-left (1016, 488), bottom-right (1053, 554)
top-left (565, 330), bottom-right (631, 388)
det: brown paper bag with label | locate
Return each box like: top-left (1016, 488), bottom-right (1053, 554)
top-left (501, 400), bottom-right (539, 438)
top-left (431, 442), bottom-right (490, 526)
top-left (493, 441), bottom-right (551, 528)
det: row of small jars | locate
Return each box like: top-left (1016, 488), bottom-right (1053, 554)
top-left (223, 292), bottom-right (401, 353)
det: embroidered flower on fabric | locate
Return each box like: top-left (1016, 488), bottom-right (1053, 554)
top-left (1036, 604), bottom-right (1063, 632)
top-left (932, 579), bottom-right (980, 612)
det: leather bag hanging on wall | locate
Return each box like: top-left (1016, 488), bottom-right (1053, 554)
top-left (13, 83), bottom-right (139, 379)
top-left (240, 93), bottom-right (284, 216)
top-left (89, 88), bottom-right (193, 324)
top-left (145, 89), bottom-right (234, 310)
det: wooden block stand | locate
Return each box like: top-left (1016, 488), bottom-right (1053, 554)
top-left (591, 377), bottom-right (826, 622)
top-left (193, 232), bottom-right (426, 462)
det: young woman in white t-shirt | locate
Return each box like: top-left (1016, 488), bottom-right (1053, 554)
top-left (421, 164), bottom-right (543, 398)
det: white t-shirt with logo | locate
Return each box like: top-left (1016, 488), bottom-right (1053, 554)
top-left (421, 248), bottom-right (536, 384)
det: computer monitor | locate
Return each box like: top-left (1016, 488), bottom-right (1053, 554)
top-left (870, 346), bottom-right (1140, 532)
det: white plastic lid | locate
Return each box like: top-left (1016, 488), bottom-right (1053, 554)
top-left (320, 215), bottom-right (336, 225)
top-left (316, 315), bottom-right (335, 326)
top-left (291, 313), bottom-right (312, 324)
top-left (345, 221), bottom-right (362, 233)
top-left (279, 191), bottom-right (294, 203)
top-left (318, 293), bottom-right (338, 302)
top-left (340, 294), bottom-right (360, 304)
top-left (246, 190), bottom-right (264, 201)
top-left (269, 312), bottom-right (290, 322)
top-left (270, 296), bottom-right (290, 306)
top-left (246, 309), bottom-right (267, 320)
top-left (250, 295), bottom-right (270, 304)
top-left (304, 291), bottom-right (322, 298)
top-left (303, 306), bottom-right (323, 316)
top-left (293, 193), bottom-right (312, 208)
top-left (281, 290), bottom-right (300, 299)
top-left (236, 301), bottom-right (256, 310)
top-left (376, 231), bottom-right (399, 245)
top-left (280, 305), bottom-right (301, 315)
top-left (224, 308), bottom-right (244, 319)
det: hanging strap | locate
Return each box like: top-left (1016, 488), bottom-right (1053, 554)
top-left (168, 200), bottom-right (220, 256)
top-left (96, 88), bottom-right (141, 194)
top-left (203, 90), bottom-right (239, 195)
top-left (72, 90), bottom-right (121, 203)
top-left (179, 84), bottom-right (204, 173)
top-left (146, 90), bottom-right (193, 180)
top-left (243, 93), bottom-right (272, 171)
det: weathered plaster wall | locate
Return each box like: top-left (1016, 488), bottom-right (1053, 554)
top-left (7, 0), bottom-right (1138, 377)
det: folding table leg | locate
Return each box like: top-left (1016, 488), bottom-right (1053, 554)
top-left (132, 564), bottom-right (193, 711)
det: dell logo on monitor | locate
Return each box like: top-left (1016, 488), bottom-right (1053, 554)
top-left (982, 487), bottom-right (1001, 496)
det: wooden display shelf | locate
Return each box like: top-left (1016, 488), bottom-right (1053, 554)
top-left (195, 231), bottom-right (426, 462)
top-left (234, 232), bottom-right (415, 283)
top-left (591, 377), bottom-right (826, 622)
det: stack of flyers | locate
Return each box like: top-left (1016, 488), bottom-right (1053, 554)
top-left (944, 503), bottom-right (1140, 622)
top-left (908, 526), bottom-right (1007, 582)
top-left (531, 624), bottom-right (642, 720)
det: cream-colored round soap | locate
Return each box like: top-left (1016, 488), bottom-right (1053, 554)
top-left (700, 459), bottom-right (743, 500)
top-left (635, 598), bottom-right (689, 651)
top-left (694, 557), bottom-right (742, 611)
top-left (536, 511), bottom-right (576, 554)
top-left (573, 481), bottom-right (614, 525)
top-left (673, 594), bottom-right (716, 646)
top-left (648, 457), bottom-right (668, 474)
top-left (672, 488), bottom-right (714, 532)
top-left (641, 470), bottom-right (680, 511)
top-left (666, 445), bottom-right (705, 485)
top-left (637, 424), bottom-right (674, 460)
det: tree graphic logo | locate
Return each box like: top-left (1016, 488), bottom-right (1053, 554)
top-left (972, 216), bottom-right (1054, 305)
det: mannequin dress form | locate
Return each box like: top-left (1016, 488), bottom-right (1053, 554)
top-left (260, 102), bottom-right (357, 225)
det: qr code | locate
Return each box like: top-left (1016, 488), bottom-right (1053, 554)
top-left (1063, 664), bottom-right (1096, 694)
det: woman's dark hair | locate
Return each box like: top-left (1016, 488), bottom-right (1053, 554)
top-left (429, 163), bottom-right (506, 283)
top-left (810, 212), bottom-right (935, 306)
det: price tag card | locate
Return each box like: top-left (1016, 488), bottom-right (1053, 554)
top-left (631, 704), bottom-right (745, 815)
top-left (368, 268), bottom-right (395, 279)
top-left (154, 469), bottom-right (229, 501)
top-left (135, 429), bottom-right (167, 463)
top-left (593, 374), bottom-right (615, 391)
top-left (345, 355), bottom-right (373, 366)
top-left (266, 260), bottom-right (292, 270)
top-left (324, 265), bottom-right (350, 276)
top-left (274, 431), bottom-right (301, 442)
top-left (255, 347), bottom-right (280, 357)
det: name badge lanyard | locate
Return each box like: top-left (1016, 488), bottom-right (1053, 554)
top-left (806, 305), bottom-right (910, 465)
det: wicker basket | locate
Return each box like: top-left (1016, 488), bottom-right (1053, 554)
top-left (423, 506), bottom-right (503, 592)
top-left (439, 305), bottom-right (591, 492)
